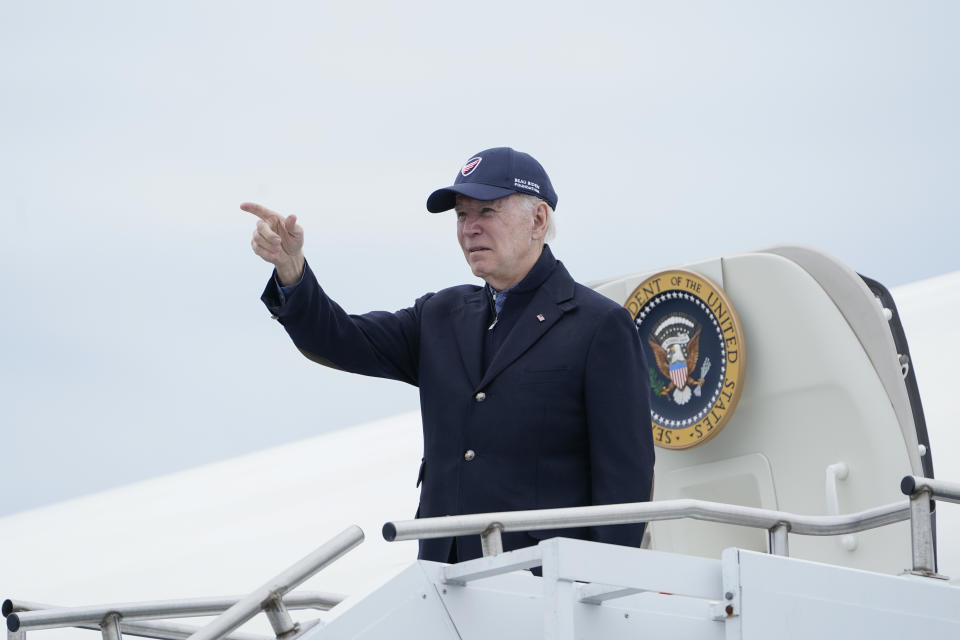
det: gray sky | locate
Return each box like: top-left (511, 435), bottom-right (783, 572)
top-left (2, 1), bottom-right (958, 517)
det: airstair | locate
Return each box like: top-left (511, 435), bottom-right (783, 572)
top-left (5, 476), bottom-right (960, 639)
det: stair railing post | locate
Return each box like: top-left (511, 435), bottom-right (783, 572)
top-left (767, 523), bottom-right (790, 557)
top-left (480, 523), bottom-right (504, 557)
top-left (101, 614), bottom-right (123, 640)
top-left (262, 598), bottom-right (298, 639)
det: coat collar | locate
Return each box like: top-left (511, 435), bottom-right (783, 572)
top-left (487, 244), bottom-right (558, 297)
top-left (452, 247), bottom-right (578, 391)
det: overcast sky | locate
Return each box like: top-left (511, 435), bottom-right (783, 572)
top-left (2, 1), bottom-right (958, 517)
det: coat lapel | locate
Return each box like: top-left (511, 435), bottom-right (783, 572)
top-left (453, 289), bottom-right (488, 389)
top-left (477, 263), bottom-right (578, 390)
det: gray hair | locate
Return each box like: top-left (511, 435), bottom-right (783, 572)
top-left (515, 193), bottom-right (556, 243)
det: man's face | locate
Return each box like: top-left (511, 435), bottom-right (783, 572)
top-left (455, 194), bottom-right (547, 290)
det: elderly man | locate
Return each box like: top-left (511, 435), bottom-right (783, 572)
top-left (245, 147), bottom-right (654, 563)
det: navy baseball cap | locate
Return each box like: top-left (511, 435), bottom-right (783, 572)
top-left (426, 147), bottom-right (558, 213)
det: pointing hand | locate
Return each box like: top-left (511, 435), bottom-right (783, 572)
top-left (242, 202), bottom-right (305, 286)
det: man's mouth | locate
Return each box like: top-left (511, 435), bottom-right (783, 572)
top-left (468, 247), bottom-right (491, 253)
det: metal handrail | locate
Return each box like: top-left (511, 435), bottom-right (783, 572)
top-left (3, 592), bottom-right (344, 633)
top-left (383, 498), bottom-right (911, 558)
top-left (186, 525), bottom-right (364, 640)
top-left (900, 475), bottom-right (960, 576)
top-left (901, 476), bottom-right (960, 504)
top-left (4, 599), bottom-right (269, 640)
top-left (3, 526), bottom-right (363, 640)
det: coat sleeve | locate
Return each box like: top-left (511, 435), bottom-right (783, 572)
top-left (261, 261), bottom-right (429, 386)
top-left (583, 306), bottom-right (655, 547)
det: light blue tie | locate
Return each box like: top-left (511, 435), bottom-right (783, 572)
top-left (494, 289), bottom-right (509, 317)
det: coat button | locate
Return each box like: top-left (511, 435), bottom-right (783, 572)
top-left (475, 392), bottom-right (486, 402)
top-left (464, 449), bottom-right (476, 461)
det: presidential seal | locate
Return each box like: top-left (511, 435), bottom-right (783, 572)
top-left (624, 270), bottom-right (746, 450)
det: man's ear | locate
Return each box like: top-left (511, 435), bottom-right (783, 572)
top-left (531, 201), bottom-right (549, 239)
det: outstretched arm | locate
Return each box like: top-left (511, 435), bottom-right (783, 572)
top-left (245, 202), bottom-right (425, 386)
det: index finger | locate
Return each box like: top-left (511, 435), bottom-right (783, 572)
top-left (240, 201), bottom-right (282, 222)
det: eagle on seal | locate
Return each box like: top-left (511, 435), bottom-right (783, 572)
top-left (649, 324), bottom-right (705, 405)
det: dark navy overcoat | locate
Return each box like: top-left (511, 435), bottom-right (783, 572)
top-left (262, 249), bottom-right (654, 563)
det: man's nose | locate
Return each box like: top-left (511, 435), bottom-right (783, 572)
top-left (463, 214), bottom-right (482, 234)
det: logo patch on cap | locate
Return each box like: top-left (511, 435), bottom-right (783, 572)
top-left (461, 157), bottom-right (482, 176)
top-left (514, 178), bottom-right (540, 194)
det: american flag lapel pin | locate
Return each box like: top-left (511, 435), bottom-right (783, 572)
top-left (536, 313), bottom-right (545, 322)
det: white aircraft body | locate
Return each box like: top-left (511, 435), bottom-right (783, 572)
top-left (2, 246), bottom-right (959, 638)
